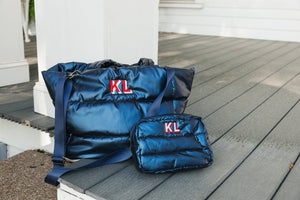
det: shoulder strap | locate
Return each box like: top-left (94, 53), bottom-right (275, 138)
top-left (147, 68), bottom-right (175, 117)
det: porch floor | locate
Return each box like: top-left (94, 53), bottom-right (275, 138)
top-left (1, 33), bottom-right (300, 199)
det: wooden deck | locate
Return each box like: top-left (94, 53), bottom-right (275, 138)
top-left (1, 33), bottom-right (300, 199)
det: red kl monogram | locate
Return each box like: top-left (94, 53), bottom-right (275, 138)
top-left (110, 80), bottom-right (132, 94)
top-left (165, 122), bottom-right (181, 134)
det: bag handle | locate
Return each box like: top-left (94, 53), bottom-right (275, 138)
top-left (147, 68), bottom-right (175, 117)
top-left (89, 58), bottom-right (154, 69)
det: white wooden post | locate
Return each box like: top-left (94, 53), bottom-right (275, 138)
top-left (0, 0), bottom-right (29, 87)
top-left (33, 0), bottom-right (159, 117)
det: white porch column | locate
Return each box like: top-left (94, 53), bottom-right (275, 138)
top-left (0, 0), bottom-right (29, 87)
top-left (34, 0), bottom-right (159, 117)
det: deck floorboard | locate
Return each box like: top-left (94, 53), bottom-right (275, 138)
top-left (273, 153), bottom-right (300, 200)
top-left (1, 33), bottom-right (299, 200)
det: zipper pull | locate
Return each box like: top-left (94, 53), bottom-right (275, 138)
top-left (67, 70), bottom-right (81, 79)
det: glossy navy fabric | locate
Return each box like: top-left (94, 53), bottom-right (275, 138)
top-left (42, 59), bottom-right (194, 159)
top-left (130, 114), bottom-right (213, 173)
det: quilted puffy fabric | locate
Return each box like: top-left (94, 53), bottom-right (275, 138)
top-left (42, 59), bottom-right (194, 159)
top-left (130, 114), bottom-right (213, 173)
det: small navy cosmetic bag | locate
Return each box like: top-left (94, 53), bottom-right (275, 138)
top-left (130, 69), bottom-right (213, 173)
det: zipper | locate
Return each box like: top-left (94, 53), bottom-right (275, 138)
top-left (66, 70), bottom-right (81, 79)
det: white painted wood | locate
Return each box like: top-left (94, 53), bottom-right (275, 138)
top-left (58, 184), bottom-right (98, 200)
top-left (34, 0), bottom-right (159, 117)
top-left (33, 82), bottom-right (54, 118)
top-left (159, 0), bottom-right (300, 42)
top-left (0, 0), bottom-right (29, 87)
top-left (21, 0), bottom-right (30, 42)
top-left (205, 0), bottom-right (300, 10)
top-left (6, 145), bottom-right (23, 158)
top-left (160, 3), bottom-right (203, 9)
top-left (0, 60), bottom-right (29, 87)
top-left (0, 118), bottom-right (54, 154)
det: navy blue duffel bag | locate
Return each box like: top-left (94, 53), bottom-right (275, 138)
top-left (42, 58), bottom-right (194, 185)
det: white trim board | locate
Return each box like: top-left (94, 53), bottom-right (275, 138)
top-left (58, 184), bottom-right (99, 200)
top-left (33, 81), bottom-right (55, 118)
top-left (0, 60), bottom-right (29, 87)
top-left (0, 118), bottom-right (54, 155)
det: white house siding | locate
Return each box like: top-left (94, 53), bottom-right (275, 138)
top-left (159, 0), bottom-right (300, 42)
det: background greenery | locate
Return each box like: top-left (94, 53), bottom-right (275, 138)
top-left (29, 0), bottom-right (35, 21)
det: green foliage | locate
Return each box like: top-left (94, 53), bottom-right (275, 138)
top-left (29, 0), bottom-right (35, 21)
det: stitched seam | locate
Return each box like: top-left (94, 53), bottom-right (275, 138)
top-left (68, 98), bottom-right (187, 104)
top-left (141, 147), bottom-right (211, 156)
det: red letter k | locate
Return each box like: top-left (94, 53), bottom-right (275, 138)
top-left (110, 80), bottom-right (121, 94)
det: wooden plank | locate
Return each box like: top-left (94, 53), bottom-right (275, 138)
top-left (188, 42), bottom-right (297, 104)
top-left (0, 99), bottom-right (33, 114)
top-left (159, 37), bottom-right (228, 63)
top-left (0, 82), bottom-right (34, 96)
top-left (161, 38), bottom-right (261, 70)
top-left (159, 37), bottom-right (251, 66)
top-left (158, 32), bottom-right (190, 41)
top-left (0, 93), bottom-right (33, 106)
top-left (187, 55), bottom-right (300, 142)
top-left (159, 34), bottom-right (217, 51)
top-left (60, 161), bottom-right (131, 193)
top-left (160, 37), bottom-right (247, 61)
top-left (191, 41), bottom-right (289, 88)
top-left (158, 33), bottom-right (196, 44)
top-left (159, 34), bottom-right (202, 48)
top-left (160, 35), bottom-right (223, 53)
top-left (158, 35), bottom-right (235, 59)
top-left (273, 154), bottom-right (300, 200)
top-left (189, 41), bottom-right (287, 92)
top-left (188, 39), bottom-right (271, 72)
top-left (169, 39), bottom-right (265, 71)
top-left (3, 107), bottom-right (43, 126)
top-left (30, 116), bottom-right (54, 132)
top-left (140, 68), bottom-right (300, 200)
top-left (159, 34), bottom-right (212, 47)
top-left (186, 44), bottom-right (300, 119)
top-left (163, 41), bottom-right (275, 74)
top-left (86, 165), bottom-right (170, 200)
top-left (207, 100), bottom-right (300, 200)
